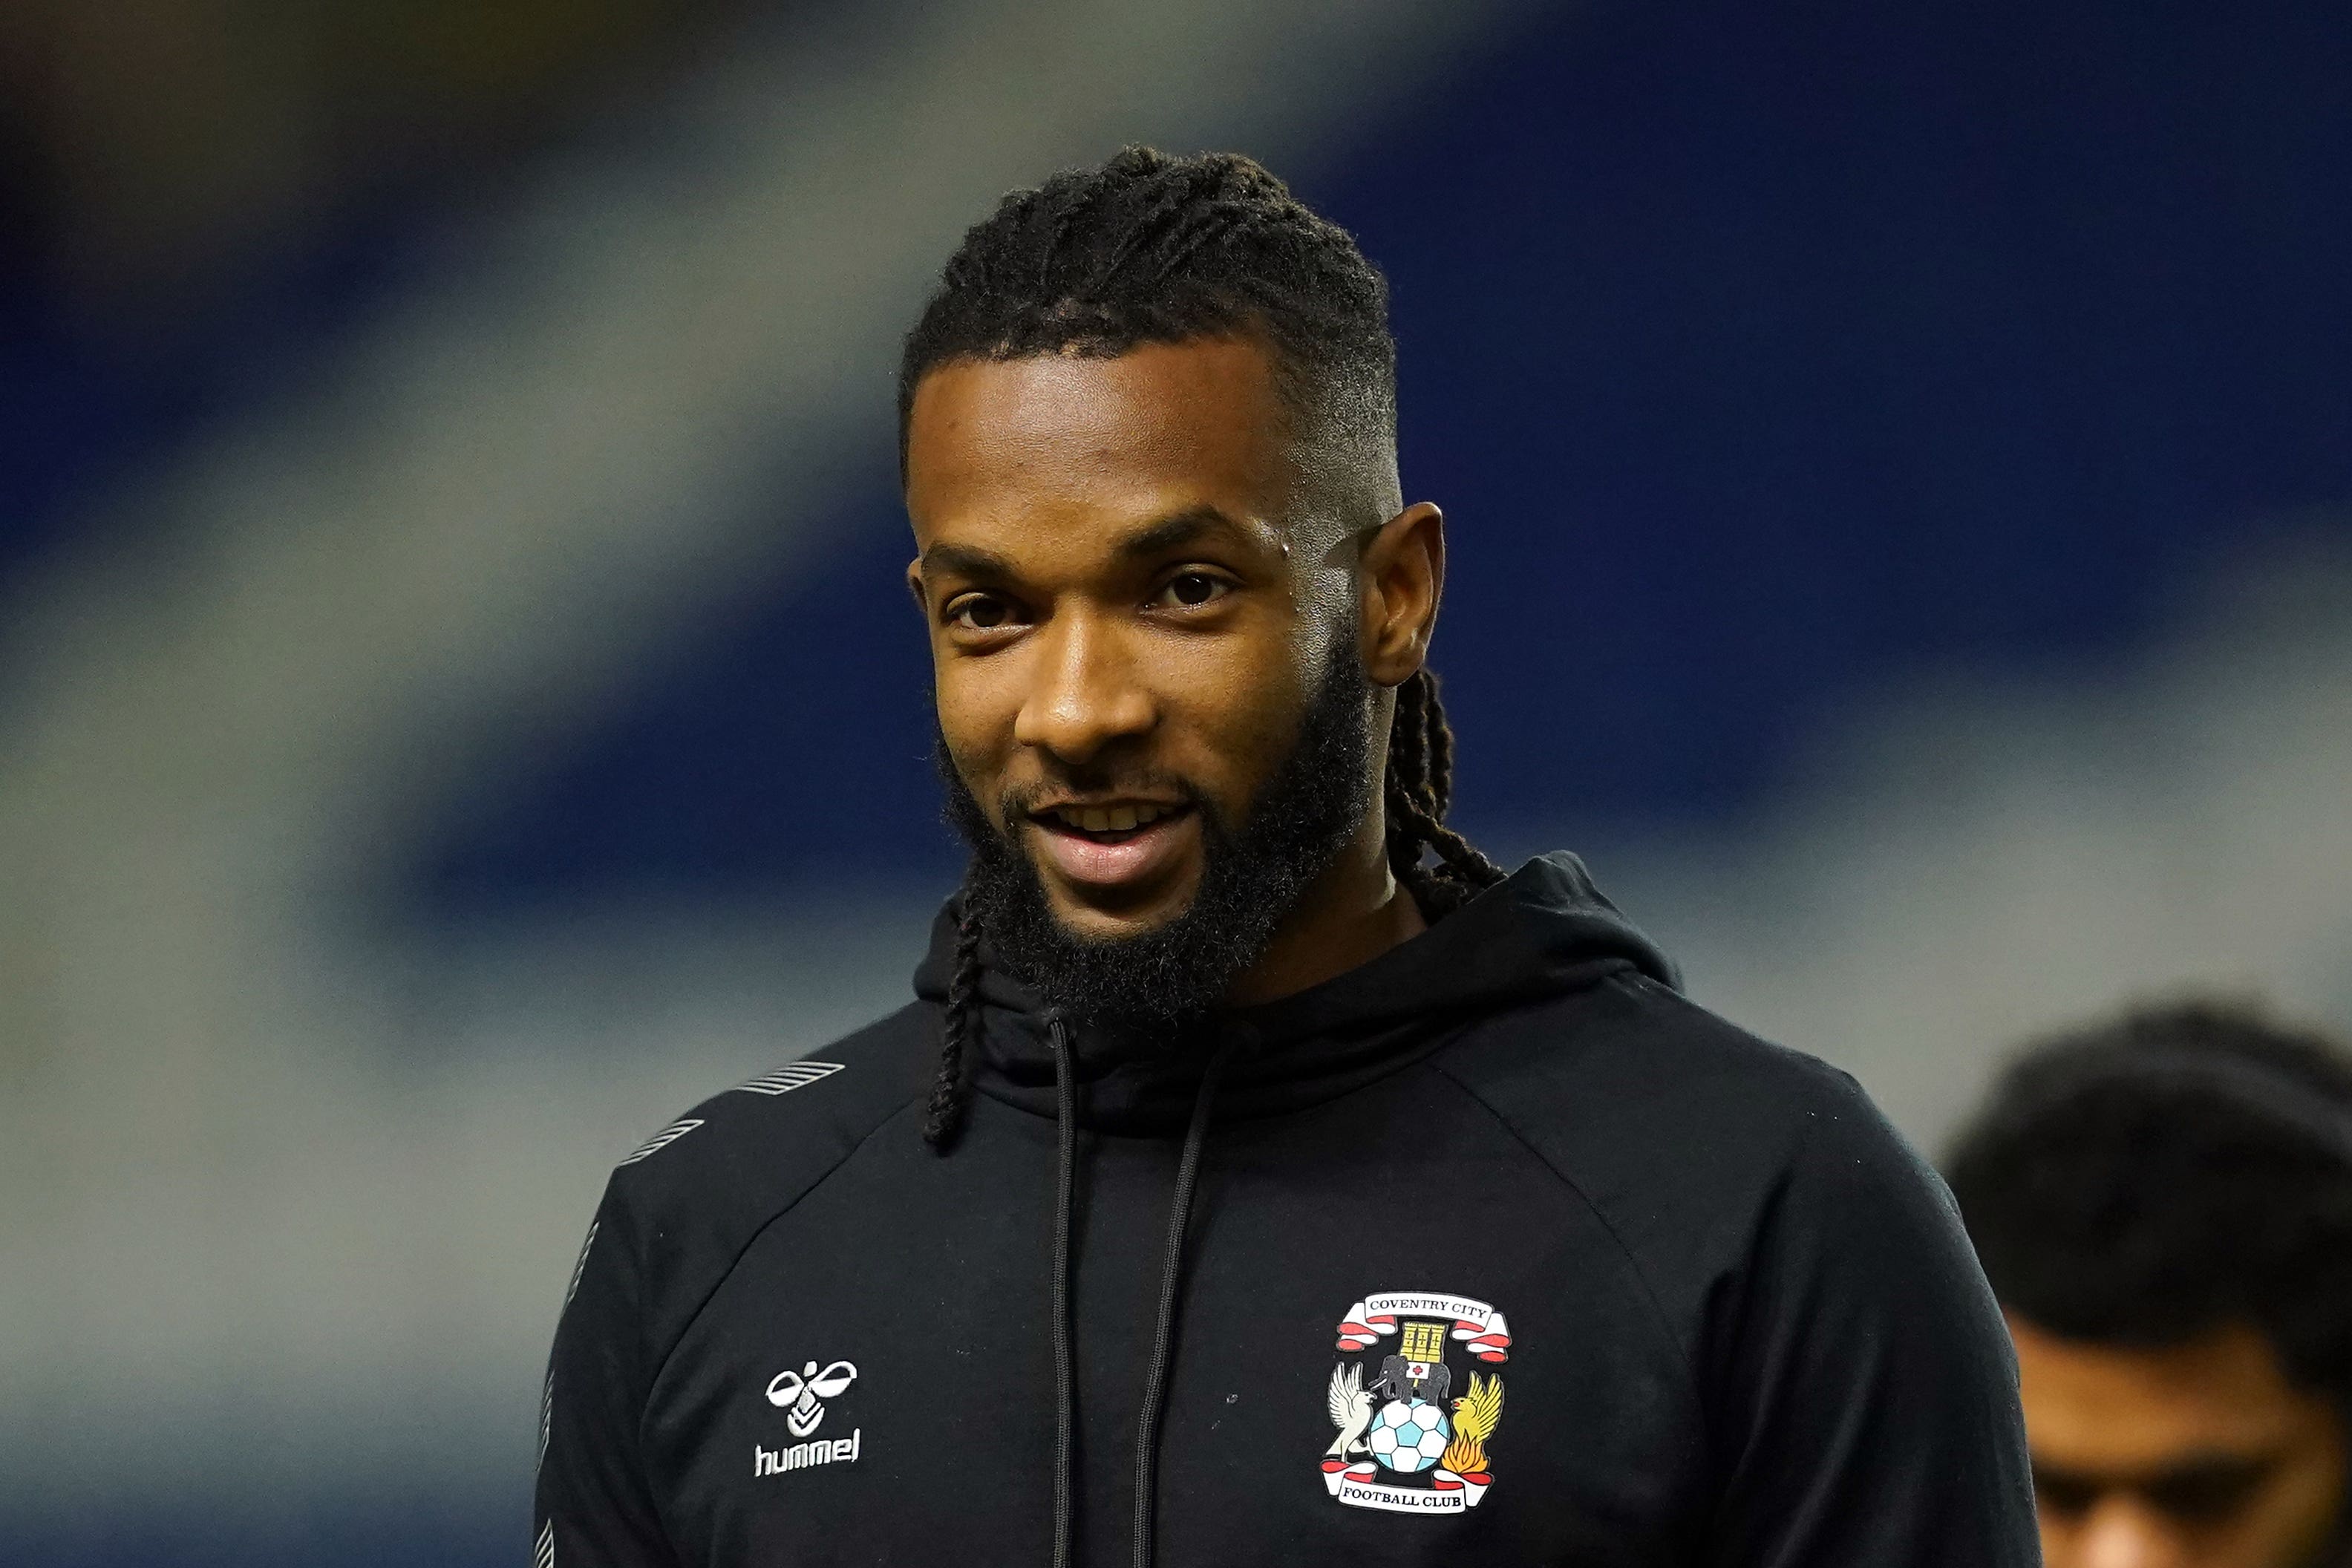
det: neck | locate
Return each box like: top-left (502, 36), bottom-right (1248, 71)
top-left (1221, 806), bottom-right (1424, 1009)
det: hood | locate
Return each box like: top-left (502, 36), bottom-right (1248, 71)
top-left (911, 852), bottom-right (1677, 1137)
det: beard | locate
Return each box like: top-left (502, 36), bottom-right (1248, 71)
top-left (937, 636), bottom-right (1373, 1030)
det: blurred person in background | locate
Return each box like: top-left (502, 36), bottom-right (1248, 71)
top-left (536, 146), bottom-right (2036, 1567)
top-left (1948, 1000), bottom-right (2352, 1568)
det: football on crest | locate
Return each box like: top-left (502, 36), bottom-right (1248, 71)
top-left (1365, 1399), bottom-right (1451, 1473)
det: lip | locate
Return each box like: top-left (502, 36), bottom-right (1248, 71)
top-left (1025, 801), bottom-right (1198, 893)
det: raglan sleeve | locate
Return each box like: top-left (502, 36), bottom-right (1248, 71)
top-left (1702, 1075), bottom-right (2039, 1568)
top-left (534, 1180), bottom-right (681, 1568)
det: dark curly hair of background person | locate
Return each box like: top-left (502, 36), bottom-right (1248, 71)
top-left (1946, 998), bottom-right (2352, 1411)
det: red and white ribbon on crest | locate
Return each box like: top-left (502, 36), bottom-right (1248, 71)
top-left (1451, 1308), bottom-right (1512, 1364)
top-left (1321, 1462), bottom-right (1493, 1512)
top-left (1333, 1301), bottom-right (1396, 1352)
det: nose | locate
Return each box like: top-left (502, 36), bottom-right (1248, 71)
top-left (1012, 607), bottom-right (1155, 765)
top-left (2072, 1496), bottom-right (2188, 1568)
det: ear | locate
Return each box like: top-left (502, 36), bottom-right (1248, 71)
top-left (1357, 502), bottom-right (1445, 687)
top-left (905, 557), bottom-right (931, 616)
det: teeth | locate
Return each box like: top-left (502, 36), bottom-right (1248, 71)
top-left (1054, 803), bottom-right (1175, 832)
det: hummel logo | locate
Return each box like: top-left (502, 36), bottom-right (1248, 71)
top-left (757, 1357), bottom-right (861, 1480)
top-left (765, 1359), bottom-right (858, 1437)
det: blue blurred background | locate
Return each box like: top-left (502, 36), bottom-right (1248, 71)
top-left (4, 0), bottom-right (2349, 1561)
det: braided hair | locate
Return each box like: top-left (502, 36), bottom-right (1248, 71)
top-left (898, 146), bottom-right (1396, 515)
top-left (906, 148), bottom-right (1503, 1149)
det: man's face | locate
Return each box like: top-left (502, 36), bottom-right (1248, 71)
top-left (904, 336), bottom-right (1364, 949)
top-left (2014, 1315), bottom-right (2348, 1568)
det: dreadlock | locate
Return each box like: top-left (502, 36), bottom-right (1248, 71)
top-left (1382, 667), bottom-right (1506, 918)
top-left (908, 148), bottom-right (1503, 1150)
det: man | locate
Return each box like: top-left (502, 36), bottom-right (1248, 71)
top-left (1948, 1001), bottom-right (2352, 1568)
top-left (537, 147), bottom-right (2034, 1567)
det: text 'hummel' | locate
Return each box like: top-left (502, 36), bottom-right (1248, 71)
top-left (755, 1429), bottom-right (860, 1477)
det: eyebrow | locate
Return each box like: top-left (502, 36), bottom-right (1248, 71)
top-left (1110, 504), bottom-right (1252, 562)
top-left (916, 540), bottom-right (1016, 581)
top-left (2032, 1450), bottom-right (2278, 1493)
top-left (918, 505), bottom-right (1258, 581)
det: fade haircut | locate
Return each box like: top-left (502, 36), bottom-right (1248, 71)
top-left (902, 148), bottom-right (1503, 1150)
top-left (897, 145), bottom-right (1401, 532)
top-left (1946, 998), bottom-right (2352, 1414)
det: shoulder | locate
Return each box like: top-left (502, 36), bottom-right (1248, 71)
top-left (607, 999), bottom-right (939, 1206)
top-left (592, 1001), bottom-right (940, 1354)
top-left (1436, 970), bottom-right (1905, 1184)
top-left (1428, 973), bottom-right (2028, 1548)
top-left (1430, 972), bottom-right (1960, 1313)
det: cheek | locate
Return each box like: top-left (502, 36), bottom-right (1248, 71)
top-left (933, 659), bottom-right (1024, 781)
top-left (2028, 1509), bottom-right (2076, 1568)
top-left (1161, 636), bottom-right (1316, 790)
top-left (2245, 1431), bottom-right (2351, 1561)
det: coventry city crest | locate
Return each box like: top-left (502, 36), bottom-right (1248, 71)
top-left (1319, 1290), bottom-right (1509, 1513)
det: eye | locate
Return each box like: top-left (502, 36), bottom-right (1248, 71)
top-left (2144, 1459), bottom-right (2270, 1524)
top-left (2031, 1469), bottom-right (2100, 1518)
top-left (1154, 571), bottom-right (1232, 610)
top-left (945, 592), bottom-right (1025, 633)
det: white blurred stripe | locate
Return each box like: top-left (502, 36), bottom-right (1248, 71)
top-left (736, 1060), bottom-right (846, 1095)
top-left (615, 1118), bottom-right (705, 1166)
top-left (562, 1220), bottom-right (598, 1307)
top-left (1610, 534), bottom-right (2352, 1152)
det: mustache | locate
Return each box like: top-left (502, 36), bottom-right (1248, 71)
top-left (930, 633), bottom-right (1371, 1026)
top-left (996, 773), bottom-right (1204, 823)
top-left (932, 734), bottom-right (1209, 839)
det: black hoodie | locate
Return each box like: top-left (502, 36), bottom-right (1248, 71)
top-left (536, 854), bottom-right (2036, 1567)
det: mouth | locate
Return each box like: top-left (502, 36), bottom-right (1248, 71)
top-left (1025, 799), bottom-right (1198, 893)
top-left (1034, 800), bottom-right (1183, 839)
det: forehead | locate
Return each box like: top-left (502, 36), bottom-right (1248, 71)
top-left (903, 338), bottom-right (1294, 546)
top-left (2012, 1316), bottom-right (2307, 1466)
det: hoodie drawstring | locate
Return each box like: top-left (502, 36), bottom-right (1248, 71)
top-left (1130, 1037), bottom-right (1238, 1568)
top-left (1048, 1015), bottom-right (1079, 1568)
top-left (1043, 1019), bottom-right (1238, 1568)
